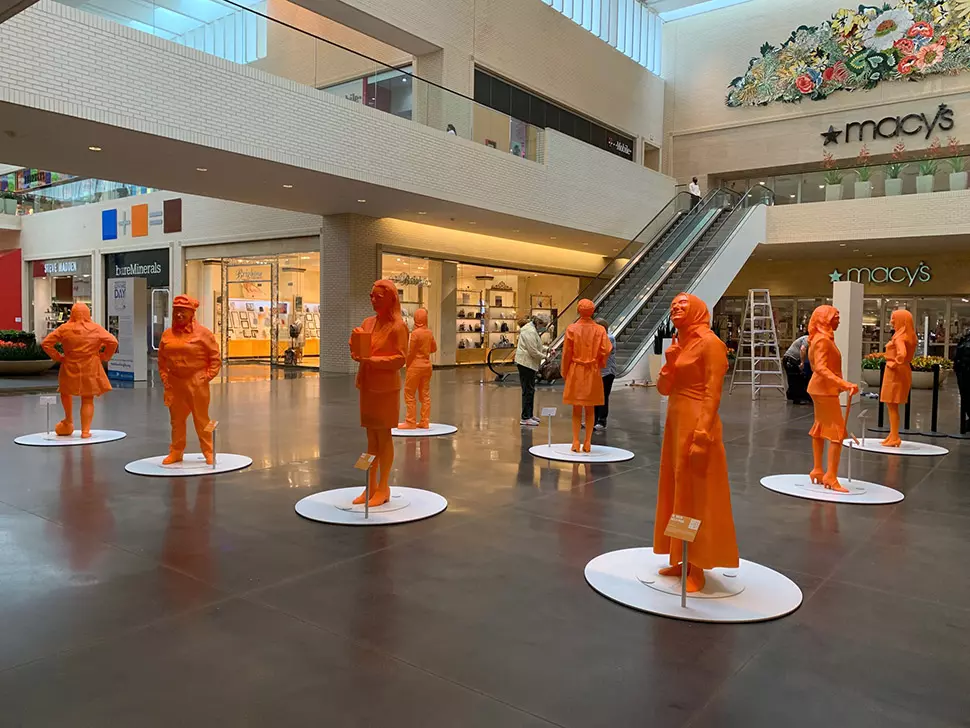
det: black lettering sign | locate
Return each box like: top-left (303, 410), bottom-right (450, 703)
top-left (822, 103), bottom-right (953, 145)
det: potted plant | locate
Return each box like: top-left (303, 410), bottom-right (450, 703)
top-left (917, 137), bottom-right (942, 194)
top-left (861, 352), bottom-right (885, 387)
top-left (822, 151), bottom-right (843, 201)
top-left (911, 355), bottom-right (953, 389)
top-left (854, 144), bottom-right (872, 199)
top-left (648, 318), bottom-right (675, 385)
top-left (0, 330), bottom-right (54, 375)
top-left (885, 141), bottom-right (906, 196)
top-left (946, 136), bottom-right (966, 191)
top-left (0, 191), bottom-right (16, 216)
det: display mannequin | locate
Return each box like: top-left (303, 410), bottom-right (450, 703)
top-left (807, 305), bottom-right (859, 492)
top-left (350, 280), bottom-right (409, 506)
top-left (398, 308), bottom-right (437, 430)
top-left (653, 293), bottom-right (738, 593)
top-left (41, 302), bottom-right (118, 438)
top-left (158, 295), bottom-right (221, 465)
top-left (561, 299), bottom-right (612, 452)
top-left (879, 309), bottom-right (917, 448)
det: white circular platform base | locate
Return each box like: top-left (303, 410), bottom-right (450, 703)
top-left (295, 486), bottom-right (447, 526)
top-left (844, 437), bottom-right (949, 457)
top-left (529, 443), bottom-right (635, 463)
top-left (15, 430), bottom-right (127, 447)
top-left (392, 423), bottom-right (458, 437)
top-left (125, 453), bottom-right (252, 477)
top-left (585, 547), bottom-right (802, 623)
top-left (761, 474), bottom-right (904, 505)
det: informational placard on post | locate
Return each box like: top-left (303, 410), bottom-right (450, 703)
top-left (541, 407), bottom-right (557, 417)
top-left (38, 395), bottom-right (58, 407)
top-left (354, 453), bottom-right (376, 470)
top-left (664, 514), bottom-right (701, 543)
top-left (106, 277), bottom-right (148, 382)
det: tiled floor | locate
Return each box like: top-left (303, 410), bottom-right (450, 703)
top-left (0, 367), bottom-right (967, 727)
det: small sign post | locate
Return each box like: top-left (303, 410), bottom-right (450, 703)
top-left (354, 453), bottom-right (377, 519)
top-left (204, 420), bottom-right (219, 468)
top-left (541, 407), bottom-right (557, 449)
top-left (664, 514), bottom-right (702, 608)
top-left (40, 395), bottom-right (58, 439)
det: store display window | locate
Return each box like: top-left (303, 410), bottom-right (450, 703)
top-left (29, 256), bottom-right (92, 340)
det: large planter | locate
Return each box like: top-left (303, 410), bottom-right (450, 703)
top-left (916, 174), bottom-right (935, 194)
top-left (0, 359), bottom-right (55, 376)
top-left (912, 370), bottom-right (950, 389)
top-left (2, 198), bottom-right (16, 215)
top-left (950, 171), bottom-right (968, 191)
top-left (854, 181), bottom-right (871, 199)
top-left (862, 369), bottom-right (882, 388)
top-left (885, 178), bottom-right (904, 196)
top-left (825, 184), bottom-right (843, 201)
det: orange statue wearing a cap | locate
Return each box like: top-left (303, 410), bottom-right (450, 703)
top-left (880, 308), bottom-right (917, 448)
top-left (398, 308), bottom-right (437, 430)
top-left (807, 305), bottom-right (859, 492)
top-left (653, 293), bottom-right (737, 593)
top-left (562, 299), bottom-right (612, 452)
top-left (158, 295), bottom-right (221, 465)
top-left (350, 280), bottom-right (409, 506)
top-left (41, 302), bottom-right (118, 438)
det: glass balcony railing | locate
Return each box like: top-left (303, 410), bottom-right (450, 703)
top-left (53, 0), bottom-right (544, 162)
top-left (0, 179), bottom-right (157, 215)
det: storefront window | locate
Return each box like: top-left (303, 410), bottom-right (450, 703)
top-left (915, 297), bottom-right (949, 358)
top-left (321, 66), bottom-right (414, 121)
top-left (29, 256), bottom-right (92, 340)
top-left (949, 298), bottom-right (970, 360)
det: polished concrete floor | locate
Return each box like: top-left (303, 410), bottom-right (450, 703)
top-left (0, 367), bottom-right (968, 727)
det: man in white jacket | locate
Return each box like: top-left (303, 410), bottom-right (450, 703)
top-left (515, 316), bottom-right (547, 426)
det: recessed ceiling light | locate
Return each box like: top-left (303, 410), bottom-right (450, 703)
top-left (866, 253), bottom-right (873, 257)
top-left (196, 167), bottom-right (208, 172)
top-left (512, 229), bottom-right (520, 232)
top-left (583, 242), bottom-right (589, 246)
top-left (417, 211), bottom-right (427, 215)
top-left (853, 248), bottom-right (860, 252)
top-left (767, 258), bottom-right (773, 261)
top-left (818, 185), bottom-right (825, 189)
top-left (357, 199), bottom-right (366, 203)
top-left (88, 146), bottom-right (102, 152)
top-left (839, 243), bottom-right (846, 247)
top-left (789, 194), bottom-right (795, 198)
top-left (468, 221), bottom-right (476, 225)
top-left (283, 184), bottom-right (293, 189)
top-left (550, 236), bottom-right (557, 240)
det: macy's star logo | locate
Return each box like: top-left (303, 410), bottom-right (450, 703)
top-left (829, 269), bottom-right (844, 282)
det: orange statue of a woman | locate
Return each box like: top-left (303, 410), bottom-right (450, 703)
top-left (653, 293), bottom-right (738, 593)
top-left (350, 280), bottom-right (409, 506)
top-left (398, 308), bottom-right (437, 429)
top-left (158, 295), bottom-right (222, 465)
top-left (880, 308), bottom-right (917, 448)
top-left (562, 299), bottom-right (612, 452)
top-left (41, 302), bottom-right (118, 438)
top-left (807, 305), bottom-right (859, 492)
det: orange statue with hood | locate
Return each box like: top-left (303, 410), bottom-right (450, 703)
top-left (398, 307), bottom-right (437, 430)
top-left (653, 293), bottom-right (738, 593)
top-left (158, 295), bottom-right (221, 465)
top-left (879, 308), bottom-right (917, 448)
top-left (562, 298), bottom-right (612, 452)
top-left (350, 280), bottom-right (409, 506)
top-left (41, 302), bottom-right (118, 438)
top-left (807, 305), bottom-right (859, 492)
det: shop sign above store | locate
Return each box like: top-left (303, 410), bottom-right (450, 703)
top-left (44, 260), bottom-right (77, 275)
top-left (829, 261), bottom-right (932, 287)
top-left (821, 104), bottom-right (954, 146)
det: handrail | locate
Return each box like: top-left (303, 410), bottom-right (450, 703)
top-left (486, 347), bottom-right (518, 381)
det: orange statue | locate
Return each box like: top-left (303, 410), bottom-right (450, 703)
top-left (158, 295), bottom-right (221, 465)
top-left (561, 299), bottom-right (612, 452)
top-left (806, 305), bottom-right (859, 493)
top-left (653, 293), bottom-right (738, 593)
top-left (398, 308), bottom-right (437, 429)
top-left (41, 302), bottom-right (118, 438)
top-left (879, 309), bottom-right (917, 448)
top-left (350, 280), bottom-right (409, 506)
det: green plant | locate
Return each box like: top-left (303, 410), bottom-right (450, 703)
top-left (912, 355), bottom-right (952, 372)
top-left (886, 141), bottom-right (906, 179)
top-left (855, 144), bottom-right (872, 182)
top-left (919, 159), bottom-right (939, 176)
top-left (0, 329), bottom-right (37, 345)
top-left (822, 150), bottom-right (843, 185)
top-left (947, 136), bottom-right (964, 173)
top-left (0, 340), bottom-right (49, 361)
top-left (862, 353), bottom-right (886, 370)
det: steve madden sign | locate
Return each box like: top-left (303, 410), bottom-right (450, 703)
top-left (821, 104), bottom-right (953, 146)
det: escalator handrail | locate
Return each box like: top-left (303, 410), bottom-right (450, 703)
top-left (486, 346), bottom-right (517, 379)
top-left (614, 190), bottom-right (774, 378)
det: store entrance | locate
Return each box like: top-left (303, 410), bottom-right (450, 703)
top-left (220, 257), bottom-right (281, 364)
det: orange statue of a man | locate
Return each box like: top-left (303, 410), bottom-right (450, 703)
top-left (807, 305), bottom-right (859, 492)
top-left (562, 298), bottom-right (612, 452)
top-left (41, 302), bottom-right (118, 438)
top-left (880, 308), bottom-right (917, 448)
top-left (350, 280), bottom-right (409, 506)
top-left (398, 308), bottom-right (437, 430)
top-left (158, 295), bottom-right (221, 465)
top-left (653, 293), bottom-right (738, 593)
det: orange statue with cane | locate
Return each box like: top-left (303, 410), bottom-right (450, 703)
top-left (398, 307), bottom-right (437, 430)
top-left (41, 302), bottom-right (118, 438)
top-left (806, 305), bottom-right (860, 493)
top-left (653, 293), bottom-right (738, 593)
top-left (561, 299), bottom-right (612, 452)
top-left (879, 308), bottom-right (917, 448)
top-left (158, 295), bottom-right (222, 465)
top-left (350, 280), bottom-right (409, 506)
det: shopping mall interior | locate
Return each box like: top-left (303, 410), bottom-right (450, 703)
top-left (1, 0), bottom-right (969, 724)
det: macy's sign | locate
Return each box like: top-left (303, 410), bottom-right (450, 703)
top-left (829, 261), bottom-right (932, 287)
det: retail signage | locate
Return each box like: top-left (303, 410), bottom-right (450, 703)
top-left (103, 249), bottom-right (169, 289)
top-left (821, 103), bottom-right (954, 145)
top-left (32, 256), bottom-right (91, 278)
top-left (101, 198), bottom-right (182, 240)
top-left (44, 260), bottom-right (76, 275)
top-left (106, 277), bottom-right (148, 382)
top-left (664, 514), bottom-right (701, 543)
top-left (606, 132), bottom-right (635, 161)
top-left (0, 168), bottom-right (76, 193)
top-left (829, 261), bottom-right (932, 287)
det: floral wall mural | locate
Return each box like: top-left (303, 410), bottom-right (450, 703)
top-left (726, 0), bottom-right (970, 107)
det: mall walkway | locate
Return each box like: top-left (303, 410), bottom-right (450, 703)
top-left (0, 369), bottom-right (966, 727)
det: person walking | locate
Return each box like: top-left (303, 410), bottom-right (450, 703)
top-left (783, 334), bottom-right (810, 404)
top-left (594, 318), bottom-right (616, 431)
top-left (515, 315), bottom-right (546, 426)
top-left (688, 177), bottom-right (701, 209)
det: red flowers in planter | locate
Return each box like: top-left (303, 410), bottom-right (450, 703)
top-left (0, 341), bottom-right (26, 349)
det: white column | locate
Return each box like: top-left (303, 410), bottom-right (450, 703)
top-left (833, 280), bottom-right (863, 404)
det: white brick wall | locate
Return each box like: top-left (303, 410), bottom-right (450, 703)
top-left (1, 1), bottom-right (673, 243)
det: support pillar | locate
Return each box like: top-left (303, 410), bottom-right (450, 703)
top-left (833, 280), bottom-right (863, 405)
top-left (413, 47), bottom-right (474, 139)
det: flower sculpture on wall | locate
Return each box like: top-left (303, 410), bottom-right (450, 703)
top-left (726, 0), bottom-right (970, 107)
